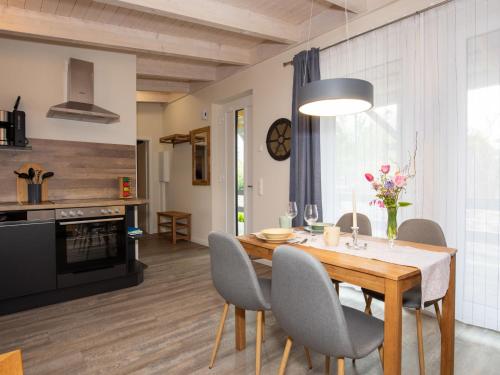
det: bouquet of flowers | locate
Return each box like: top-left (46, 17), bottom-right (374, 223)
top-left (364, 151), bottom-right (416, 244)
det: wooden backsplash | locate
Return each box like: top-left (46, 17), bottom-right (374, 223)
top-left (0, 138), bottom-right (136, 202)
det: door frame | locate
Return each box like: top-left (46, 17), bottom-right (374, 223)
top-left (136, 138), bottom-right (152, 233)
top-left (221, 95), bottom-right (253, 235)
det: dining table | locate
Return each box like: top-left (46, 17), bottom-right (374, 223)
top-left (236, 232), bottom-right (457, 375)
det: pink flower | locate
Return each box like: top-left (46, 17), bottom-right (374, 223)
top-left (372, 181), bottom-right (381, 190)
top-left (365, 173), bottom-right (374, 182)
top-left (380, 164), bottom-right (390, 174)
top-left (394, 174), bottom-right (407, 187)
top-left (377, 200), bottom-right (385, 208)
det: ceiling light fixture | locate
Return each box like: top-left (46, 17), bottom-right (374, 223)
top-left (298, 0), bottom-right (374, 117)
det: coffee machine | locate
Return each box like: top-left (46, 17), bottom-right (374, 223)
top-left (0, 96), bottom-right (27, 148)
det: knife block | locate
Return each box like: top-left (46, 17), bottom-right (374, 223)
top-left (15, 162), bottom-right (49, 204)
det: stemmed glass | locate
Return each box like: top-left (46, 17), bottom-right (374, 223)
top-left (304, 204), bottom-right (319, 241)
top-left (286, 202), bottom-right (298, 227)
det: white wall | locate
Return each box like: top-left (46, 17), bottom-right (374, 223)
top-left (163, 0), bottom-right (442, 244)
top-left (0, 37), bottom-right (136, 145)
top-left (137, 102), bottom-right (168, 233)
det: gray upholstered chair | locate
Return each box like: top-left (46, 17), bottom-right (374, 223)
top-left (362, 219), bottom-right (447, 375)
top-left (207, 232), bottom-right (314, 374)
top-left (272, 245), bottom-right (384, 375)
top-left (332, 213), bottom-right (372, 295)
top-left (336, 212), bottom-right (372, 235)
top-left (207, 231), bottom-right (271, 374)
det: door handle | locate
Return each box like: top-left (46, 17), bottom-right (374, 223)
top-left (247, 185), bottom-right (253, 188)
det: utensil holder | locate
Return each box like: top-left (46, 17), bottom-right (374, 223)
top-left (28, 184), bottom-right (42, 204)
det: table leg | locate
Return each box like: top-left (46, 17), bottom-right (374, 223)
top-left (384, 279), bottom-right (403, 375)
top-left (172, 218), bottom-right (177, 245)
top-left (235, 307), bottom-right (246, 350)
top-left (441, 256), bottom-right (456, 375)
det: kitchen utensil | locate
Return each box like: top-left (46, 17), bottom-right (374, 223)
top-left (28, 168), bottom-right (35, 184)
top-left (14, 171), bottom-right (30, 180)
top-left (41, 171), bottom-right (54, 181)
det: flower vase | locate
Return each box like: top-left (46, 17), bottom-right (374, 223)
top-left (387, 207), bottom-right (398, 247)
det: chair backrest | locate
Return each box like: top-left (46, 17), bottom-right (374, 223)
top-left (398, 219), bottom-right (447, 247)
top-left (336, 213), bottom-right (372, 235)
top-left (271, 245), bottom-right (356, 358)
top-left (207, 231), bottom-right (269, 311)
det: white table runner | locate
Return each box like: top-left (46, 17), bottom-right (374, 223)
top-left (301, 234), bottom-right (451, 307)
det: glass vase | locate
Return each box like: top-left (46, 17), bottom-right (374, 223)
top-left (387, 206), bottom-right (398, 247)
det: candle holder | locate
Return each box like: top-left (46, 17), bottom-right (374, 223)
top-left (345, 226), bottom-right (368, 250)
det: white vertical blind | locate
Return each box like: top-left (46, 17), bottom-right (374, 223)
top-left (320, 0), bottom-right (500, 330)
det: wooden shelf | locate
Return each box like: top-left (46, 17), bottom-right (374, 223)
top-left (159, 134), bottom-right (190, 146)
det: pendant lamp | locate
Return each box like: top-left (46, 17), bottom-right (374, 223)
top-left (298, 1), bottom-right (374, 117)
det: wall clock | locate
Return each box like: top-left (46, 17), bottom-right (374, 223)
top-left (266, 118), bottom-right (291, 161)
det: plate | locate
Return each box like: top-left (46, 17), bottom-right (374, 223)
top-left (261, 227), bottom-right (293, 240)
top-left (255, 232), bottom-right (296, 243)
top-left (304, 226), bottom-right (325, 233)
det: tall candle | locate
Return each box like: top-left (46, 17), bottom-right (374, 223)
top-left (352, 189), bottom-right (358, 228)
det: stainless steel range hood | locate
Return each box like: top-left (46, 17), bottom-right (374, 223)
top-left (47, 58), bottom-right (120, 124)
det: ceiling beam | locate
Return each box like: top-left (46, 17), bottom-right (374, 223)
top-left (0, 6), bottom-right (251, 65)
top-left (137, 79), bottom-right (190, 93)
top-left (136, 91), bottom-right (185, 103)
top-left (324, 0), bottom-right (367, 13)
top-left (137, 57), bottom-right (216, 82)
top-left (95, 0), bottom-right (300, 44)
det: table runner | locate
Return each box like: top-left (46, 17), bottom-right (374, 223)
top-left (301, 234), bottom-right (451, 307)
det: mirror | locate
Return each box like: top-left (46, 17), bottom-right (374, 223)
top-left (191, 126), bottom-right (211, 185)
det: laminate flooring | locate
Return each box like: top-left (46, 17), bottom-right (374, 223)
top-left (0, 235), bottom-right (499, 374)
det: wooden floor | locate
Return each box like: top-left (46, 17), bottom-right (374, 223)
top-left (1, 235), bottom-right (500, 374)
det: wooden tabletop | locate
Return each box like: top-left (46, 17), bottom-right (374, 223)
top-left (238, 233), bottom-right (457, 281)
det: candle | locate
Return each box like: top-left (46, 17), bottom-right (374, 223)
top-left (352, 189), bottom-right (358, 228)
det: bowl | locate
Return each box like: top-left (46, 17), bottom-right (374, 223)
top-left (261, 228), bottom-right (293, 240)
top-left (311, 223), bottom-right (333, 231)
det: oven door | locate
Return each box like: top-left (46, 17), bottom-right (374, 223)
top-left (56, 216), bottom-right (127, 286)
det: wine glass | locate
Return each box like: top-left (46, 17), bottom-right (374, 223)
top-left (287, 201), bottom-right (298, 224)
top-left (304, 204), bottom-right (319, 241)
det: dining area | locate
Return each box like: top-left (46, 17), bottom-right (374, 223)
top-left (205, 202), bottom-right (456, 375)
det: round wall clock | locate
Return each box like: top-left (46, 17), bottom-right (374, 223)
top-left (266, 118), bottom-right (291, 161)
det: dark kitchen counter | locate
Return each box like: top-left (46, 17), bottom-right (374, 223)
top-left (0, 198), bottom-right (148, 212)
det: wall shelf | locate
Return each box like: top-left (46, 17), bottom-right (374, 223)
top-left (159, 134), bottom-right (190, 146)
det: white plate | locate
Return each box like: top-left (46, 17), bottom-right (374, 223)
top-left (255, 232), bottom-right (296, 243)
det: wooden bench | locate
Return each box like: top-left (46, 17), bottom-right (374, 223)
top-left (157, 211), bottom-right (191, 244)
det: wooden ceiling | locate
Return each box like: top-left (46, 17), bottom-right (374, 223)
top-left (0, 0), bottom-right (379, 102)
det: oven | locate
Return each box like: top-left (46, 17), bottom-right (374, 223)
top-left (55, 206), bottom-right (127, 288)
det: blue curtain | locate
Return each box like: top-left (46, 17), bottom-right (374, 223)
top-left (289, 48), bottom-right (323, 226)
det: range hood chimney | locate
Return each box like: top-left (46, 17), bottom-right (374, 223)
top-left (47, 58), bottom-right (120, 124)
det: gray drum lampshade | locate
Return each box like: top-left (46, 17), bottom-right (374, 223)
top-left (298, 78), bottom-right (374, 116)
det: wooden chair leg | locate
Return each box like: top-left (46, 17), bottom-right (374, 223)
top-left (256, 311), bottom-right (263, 375)
top-left (304, 347), bottom-right (313, 369)
top-left (337, 357), bottom-right (345, 375)
top-left (209, 303), bottom-right (230, 369)
top-left (416, 309), bottom-right (426, 375)
top-left (278, 337), bottom-right (293, 375)
top-left (363, 294), bottom-right (373, 315)
top-left (325, 356), bottom-right (330, 375)
top-left (378, 345), bottom-right (384, 368)
top-left (434, 302), bottom-right (442, 332)
top-left (262, 312), bottom-right (265, 342)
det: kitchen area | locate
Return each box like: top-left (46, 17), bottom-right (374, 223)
top-left (0, 38), bottom-right (146, 317)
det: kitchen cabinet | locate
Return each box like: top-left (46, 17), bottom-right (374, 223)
top-left (0, 219), bottom-right (56, 300)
